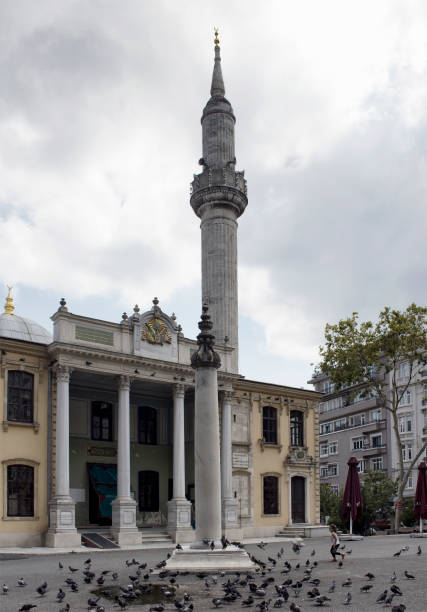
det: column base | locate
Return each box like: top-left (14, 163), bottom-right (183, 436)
top-left (222, 498), bottom-right (242, 541)
top-left (167, 499), bottom-right (194, 543)
top-left (46, 497), bottom-right (81, 548)
top-left (164, 544), bottom-right (256, 571)
top-left (111, 497), bottom-right (141, 546)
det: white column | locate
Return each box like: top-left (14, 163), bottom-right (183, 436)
top-left (173, 384), bottom-right (186, 499)
top-left (56, 365), bottom-right (71, 498)
top-left (117, 375), bottom-right (131, 499)
top-left (221, 390), bottom-right (233, 501)
top-left (194, 367), bottom-right (222, 544)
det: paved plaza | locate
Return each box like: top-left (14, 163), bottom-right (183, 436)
top-left (0, 535), bottom-right (426, 611)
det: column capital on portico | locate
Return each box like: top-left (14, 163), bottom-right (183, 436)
top-left (55, 364), bottom-right (71, 383)
top-left (118, 374), bottom-right (132, 391)
top-left (220, 389), bottom-right (234, 403)
top-left (173, 383), bottom-right (186, 399)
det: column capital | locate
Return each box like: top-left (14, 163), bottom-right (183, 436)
top-left (173, 383), bottom-right (186, 399)
top-left (56, 364), bottom-right (71, 383)
top-left (220, 389), bottom-right (234, 404)
top-left (118, 375), bottom-right (132, 391)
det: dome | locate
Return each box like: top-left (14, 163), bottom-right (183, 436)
top-left (0, 313), bottom-right (52, 345)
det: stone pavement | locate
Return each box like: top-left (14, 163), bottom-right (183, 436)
top-left (0, 535), bottom-right (425, 611)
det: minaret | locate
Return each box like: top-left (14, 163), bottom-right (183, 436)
top-left (191, 30), bottom-right (247, 374)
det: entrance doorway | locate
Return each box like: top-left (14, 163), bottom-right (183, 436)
top-left (291, 476), bottom-right (305, 523)
top-left (87, 463), bottom-right (117, 526)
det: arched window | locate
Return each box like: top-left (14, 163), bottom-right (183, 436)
top-left (91, 402), bottom-right (113, 441)
top-left (7, 371), bottom-right (34, 423)
top-left (263, 475), bottom-right (279, 514)
top-left (138, 406), bottom-right (157, 445)
top-left (138, 470), bottom-right (159, 512)
top-left (290, 410), bottom-right (304, 447)
top-left (262, 406), bottom-right (277, 444)
top-left (7, 464), bottom-right (34, 517)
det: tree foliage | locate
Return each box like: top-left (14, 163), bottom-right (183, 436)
top-left (320, 483), bottom-right (345, 529)
top-left (319, 303), bottom-right (427, 533)
top-left (360, 469), bottom-right (397, 532)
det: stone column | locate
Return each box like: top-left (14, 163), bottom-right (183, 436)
top-left (220, 390), bottom-right (241, 539)
top-left (167, 384), bottom-right (193, 543)
top-left (46, 365), bottom-right (80, 548)
top-left (191, 305), bottom-right (222, 547)
top-left (111, 375), bottom-right (141, 545)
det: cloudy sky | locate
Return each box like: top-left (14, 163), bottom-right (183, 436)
top-left (1, 0), bottom-right (427, 389)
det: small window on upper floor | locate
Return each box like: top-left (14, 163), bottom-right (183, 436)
top-left (138, 406), bottom-right (157, 445)
top-left (262, 406), bottom-right (277, 445)
top-left (7, 371), bottom-right (34, 423)
top-left (290, 410), bottom-right (304, 447)
top-left (91, 401), bottom-right (113, 441)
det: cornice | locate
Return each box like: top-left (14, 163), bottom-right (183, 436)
top-left (234, 377), bottom-right (322, 400)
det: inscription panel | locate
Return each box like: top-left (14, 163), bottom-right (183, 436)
top-left (75, 325), bottom-right (114, 346)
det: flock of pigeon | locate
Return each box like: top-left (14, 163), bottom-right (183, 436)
top-left (0, 540), bottom-right (423, 611)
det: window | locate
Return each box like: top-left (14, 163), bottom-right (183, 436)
top-left (371, 457), bottom-right (383, 471)
top-left (370, 409), bottom-right (381, 422)
top-left (7, 371), bottom-right (34, 423)
top-left (399, 417), bottom-right (405, 433)
top-left (263, 475), bottom-right (279, 514)
top-left (262, 406), bottom-right (277, 444)
top-left (328, 464), bottom-right (338, 476)
top-left (91, 402), bottom-right (113, 441)
top-left (360, 413), bottom-right (366, 425)
top-left (352, 437), bottom-right (364, 450)
top-left (138, 406), bottom-right (157, 445)
top-left (320, 443), bottom-right (329, 457)
top-left (399, 416), bottom-right (412, 433)
top-left (330, 485), bottom-right (339, 495)
top-left (290, 411), bottom-right (304, 446)
top-left (399, 362), bottom-right (409, 378)
top-left (138, 470), bottom-right (159, 511)
top-left (398, 390), bottom-right (411, 406)
top-left (407, 475), bottom-right (413, 489)
top-left (320, 422), bottom-right (332, 435)
top-left (357, 459), bottom-right (367, 473)
top-left (328, 441), bottom-right (338, 455)
top-left (7, 465), bottom-right (34, 517)
top-left (407, 418), bottom-right (412, 432)
top-left (320, 466), bottom-right (329, 478)
top-left (334, 417), bottom-right (346, 431)
top-left (371, 434), bottom-right (382, 448)
top-left (402, 443), bottom-right (413, 461)
top-left (324, 381), bottom-right (335, 394)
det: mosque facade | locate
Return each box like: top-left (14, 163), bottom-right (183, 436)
top-left (0, 38), bottom-right (321, 548)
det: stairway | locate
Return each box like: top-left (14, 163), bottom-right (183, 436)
top-left (276, 525), bottom-right (306, 538)
top-left (140, 529), bottom-right (174, 545)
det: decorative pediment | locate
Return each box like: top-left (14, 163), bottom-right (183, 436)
top-left (130, 298), bottom-right (180, 360)
top-left (142, 316), bottom-right (172, 345)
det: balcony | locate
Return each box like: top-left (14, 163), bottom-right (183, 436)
top-left (361, 444), bottom-right (387, 456)
top-left (362, 419), bottom-right (387, 434)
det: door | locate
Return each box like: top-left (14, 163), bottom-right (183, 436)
top-left (291, 476), bottom-right (305, 523)
top-left (87, 463), bottom-right (117, 525)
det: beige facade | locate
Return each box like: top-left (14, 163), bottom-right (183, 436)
top-left (0, 338), bottom-right (49, 546)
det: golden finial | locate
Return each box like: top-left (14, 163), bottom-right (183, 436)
top-left (214, 28), bottom-right (220, 46)
top-left (4, 286), bottom-right (15, 316)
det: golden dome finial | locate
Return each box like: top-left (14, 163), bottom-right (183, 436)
top-left (4, 285), bottom-right (15, 315)
top-left (214, 27), bottom-right (220, 46)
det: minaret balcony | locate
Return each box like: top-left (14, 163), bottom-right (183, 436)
top-left (190, 168), bottom-right (247, 219)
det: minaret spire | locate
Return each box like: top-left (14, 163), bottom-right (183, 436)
top-left (211, 29), bottom-right (225, 98)
top-left (190, 34), bottom-right (248, 374)
top-left (3, 286), bottom-right (15, 315)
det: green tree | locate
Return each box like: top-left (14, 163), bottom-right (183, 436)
top-left (319, 304), bottom-right (427, 533)
top-left (320, 483), bottom-right (345, 529)
top-left (360, 470), bottom-right (397, 532)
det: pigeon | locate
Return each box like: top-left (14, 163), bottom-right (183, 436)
top-left (342, 578), bottom-right (352, 587)
top-left (257, 541), bottom-right (267, 550)
top-left (112, 572), bottom-right (119, 580)
top-left (2, 584), bottom-right (8, 594)
top-left (242, 595), bottom-right (255, 606)
top-left (17, 578), bottom-right (27, 587)
top-left (384, 593), bottom-right (396, 606)
top-left (314, 595), bottom-right (331, 606)
top-left (59, 561), bottom-right (63, 569)
top-left (343, 592), bottom-right (352, 605)
top-left (416, 545), bottom-right (422, 555)
top-left (390, 572), bottom-right (397, 583)
top-left (176, 543), bottom-right (183, 550)
top-left (311, 549), bottom-right (316, 556)
top-left (393, 550), bottom-right (402, 558)
top-left (289, 603), bottom-right (301, 612)
top-left (57, 588), bottom-right (66, 601)
top-left (88, 596), bottom-right (101, 607)
top-left (212, 598), bottom-right (223, 608)
top-left (328, 581), bottom-right (336, 593)
top-left (273, 597), bottom-right (285, 607)
top-left (404, 571), bottom-right (415, 580)
top-left (19, 606), bottom-right (37, 611)
top-left (338, 560), bottom-right (343, 568)
top-left (59, 605), bottom-right (70, 612)
top-left (390, 585), bottom-right (402, 596)
top-left (360, 584), bottom-right (373, 592)
top-left (36, 582), bottom-right (47, 597)
top-left (391, 605), bottom-right (406, 612)
top-left (376, 589), bottom-right (388, 603)
top-left (150, 607), bottom-right (165, 612)
top-left (365, 572), bottom-right (375, 581)
top-left (68, 566), bottom-right (79, 572)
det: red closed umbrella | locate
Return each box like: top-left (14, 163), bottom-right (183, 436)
top-left (341, 457), bottom-right (363, 535)
top-left (414, 462), bottom-right (427, 534)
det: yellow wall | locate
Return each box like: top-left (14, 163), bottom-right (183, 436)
top-left (0, 341), bottom-right (49, 546)
top-left (235, 382), bottom-right (320, 530)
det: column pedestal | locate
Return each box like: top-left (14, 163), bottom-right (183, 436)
top-left (221, 498), bottom-right (242, 541)
top-left (45, 498), bottom-right (81, 548)
top-left (111, 497), bottom-right (140, 546)
top-left (167, 499), bottom-right (194, 543)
